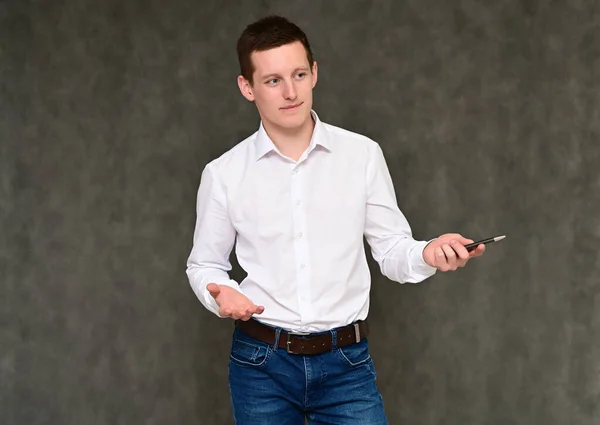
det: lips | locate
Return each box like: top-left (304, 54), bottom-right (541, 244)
top-left (280, 102), bottom-right (303, 110)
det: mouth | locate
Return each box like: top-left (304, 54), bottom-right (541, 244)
top-left (280, 102), bottom-right (303, 111)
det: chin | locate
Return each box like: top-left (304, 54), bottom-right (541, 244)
top-left (279, 108), bottom-right (310, 127)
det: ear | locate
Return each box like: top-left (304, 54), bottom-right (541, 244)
top-left (237, 75), bottom-right (255, 102)
top-left (311, 61), bottom-right (318, 89)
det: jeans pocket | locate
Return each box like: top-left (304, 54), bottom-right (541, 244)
top-left (229, 333), bottom-right (272, 368)
top-left (336, 339), bottom-right (372, 367)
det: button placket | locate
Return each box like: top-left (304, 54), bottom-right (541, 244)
top-left (290, 164), bottom-right (312, 324)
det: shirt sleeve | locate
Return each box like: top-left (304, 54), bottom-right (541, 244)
top-left (363, 142), bottom-right (437, 283)
top-left (186, 162), bottom-right (245, 317)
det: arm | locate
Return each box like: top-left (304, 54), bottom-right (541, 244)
top-left (185, 162), bottom-right (245, 316)
top-left (363, 143), bottom-right (437, 283)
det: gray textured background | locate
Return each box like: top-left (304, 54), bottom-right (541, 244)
top-left (2, 0), bottom-right (599, 424)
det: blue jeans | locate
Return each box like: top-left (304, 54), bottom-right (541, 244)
top-left (228, 322), bottom-right (388, 424)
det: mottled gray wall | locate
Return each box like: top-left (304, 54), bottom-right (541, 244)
top-left (2, 0), bottom-right (599, 424)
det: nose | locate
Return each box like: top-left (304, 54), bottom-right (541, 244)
top-left (282, 80), bottom-right (297, 101)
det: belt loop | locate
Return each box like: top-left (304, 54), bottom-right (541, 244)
top-left (330, 329), bottom-right (337, 350)
top-left (273, 328), bottom-right (281, 351)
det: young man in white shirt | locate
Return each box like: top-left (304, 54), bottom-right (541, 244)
top-left (186, 15), bottom-right (485, 425)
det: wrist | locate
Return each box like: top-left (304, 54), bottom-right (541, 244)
top-left (420, 239), bottom-right (437, 268)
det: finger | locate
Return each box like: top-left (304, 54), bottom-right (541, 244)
top-left (241, 307), bottom-right (256, 320)
top-left (241, 306), bottom-right (260, 321)
top-left (447, 233), bottom-right (472, 245)
top-left (242, 306), bottom-right (263, 319)
top-left (441, 246), bottom-right (458, 270)
top-left (450, 240), bottom-right (470, 260)
top-left (434, 247), bottom-right (448, 270)
top-left (441, 244), bottom-right (457, 264)
top-left (248, 304), bottom-right (264, 312)
top-left (221, 307), bottom-right (232, 318)
top-left (470, 244), bottom-right (486, 257)
top-left (206, 283), bottom-right (220, 299)
top-left (237, 305), bottom-right (264, 321)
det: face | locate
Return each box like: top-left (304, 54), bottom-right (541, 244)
top-left (237, 41), bottom-right (318, 132)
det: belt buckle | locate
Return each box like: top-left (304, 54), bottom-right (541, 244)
top-left (285, 331), bottom-right (309, 354)
top-left (354, 323), bottom-right (361, 343)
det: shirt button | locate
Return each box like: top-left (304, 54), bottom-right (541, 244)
top-left (300, 264), bottom-right (306, 269)
top-left (296, 201), bottom-right (301, 206)
top-left (298, 232), bottom-right (303, 238)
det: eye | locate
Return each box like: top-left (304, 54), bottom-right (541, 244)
top-left (296, 72), bottom-right (307, 79)
top-left (266, 78), bottom-right (279, 85)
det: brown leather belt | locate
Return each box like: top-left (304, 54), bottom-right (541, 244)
top-left (234, 318), bottom-right (369, 355)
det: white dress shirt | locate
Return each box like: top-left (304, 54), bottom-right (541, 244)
top-left (186, 110), bottom-right (437, 332)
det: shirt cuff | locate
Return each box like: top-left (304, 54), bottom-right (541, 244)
top-left (409, 239), bottom-right (438, 277)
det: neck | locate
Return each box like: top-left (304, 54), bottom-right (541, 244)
top-left (263, 115), bottom-right (315, 161)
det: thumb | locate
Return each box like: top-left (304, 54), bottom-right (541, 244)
top-left (206, 283), bottom-right (220, 299)
top-left (447, 234), bottom-right (473, 245)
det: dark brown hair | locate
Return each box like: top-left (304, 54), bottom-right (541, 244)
top-left (236, 15), bottom-right (315, 85)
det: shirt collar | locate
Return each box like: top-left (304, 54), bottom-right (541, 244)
top-left (254, 109), bottom-right (332, 161)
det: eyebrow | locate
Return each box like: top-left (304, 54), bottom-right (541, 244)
top-left (260, 67), bottom-right (310, 80)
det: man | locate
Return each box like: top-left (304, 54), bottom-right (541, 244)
top-left (186, 15), bottom-right (485, 425)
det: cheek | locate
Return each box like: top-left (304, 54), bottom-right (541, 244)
top-left (300, 80), bottom-right (314, 96)
top-left (254, 89), bottom-right (280, 108)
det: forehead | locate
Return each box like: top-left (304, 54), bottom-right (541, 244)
top-left (251, 41), bottom-right (310, 76)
